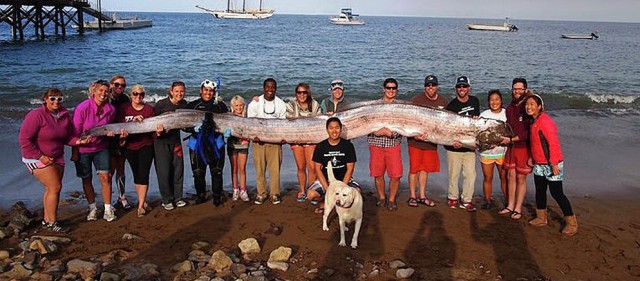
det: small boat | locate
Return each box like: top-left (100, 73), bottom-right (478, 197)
top-left (330, 8), bottom-right (365, 25)
top-left (561, 32), bottom-right (599, 40)
top-left (84, 13), bottom-right (152, 30)
top-left (196, 0), bottom-right (274, 20)
top-left (466, 17), bottom-right (518, 32)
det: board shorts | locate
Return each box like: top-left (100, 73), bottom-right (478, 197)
top-left (503, 146), bottom-right (532, 174)
top-left (533, 161), bottom-right (564, 181)
top-left (408, 146), bottom-right (440, 173)
top-left (369, 145), bottom-right (403, 178)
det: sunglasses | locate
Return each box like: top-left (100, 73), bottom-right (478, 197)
top-left (113, 82), bottom-right (127, 88)
top-left (425, 83), bottom-right (438, 87)
top-left (331, 82), bottom-right (343, 86)
top-left (384, 86), bottom-right (398, 90)
top-left (132, 91), bottom-right (145, 97)
top-left (48, 96), bottom-right (64, 102)
top-left (456, 85), bottom-right (469, 89)
top-left (296, 90), bottom-right (309, 94)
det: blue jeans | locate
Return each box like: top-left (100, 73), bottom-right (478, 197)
top-left (75, 149), bottom-right (110, 178)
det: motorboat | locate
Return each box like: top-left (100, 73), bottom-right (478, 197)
top-left (466, 17), bottom-right (517, 32)
top-left (561, 32), bottom-right (599, 40)
top-left (84, 13), bottom-right (152, 30)
top-left (330, 8), bottom-right (365, 25)
top-left (196, 0), bottom-right (274, 20)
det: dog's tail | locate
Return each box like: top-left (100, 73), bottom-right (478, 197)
top-left (326, 161), bottom-right (336, 183)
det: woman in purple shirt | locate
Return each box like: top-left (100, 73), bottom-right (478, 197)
top-left (19, 89), bottom-right (89, 232)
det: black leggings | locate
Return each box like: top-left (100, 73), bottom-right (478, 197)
top-left (124, 145), bottom-right (154, 185)
top-left (534, 175), bottom-right (574, 216)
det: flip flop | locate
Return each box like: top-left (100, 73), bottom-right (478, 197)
top-left (418, 197), bottom-right (436, 207)
top-left (388, 201), bottom-right (398, 211)
top-left (511, 211), bottom-right (522, 220)
top-left (376, 199), bottom-right (388, 207)
top-left (407, 197), bottom-right (419, 207)
top-left (498, 207), bottom-right (513, 215)
top-left (314, 207), bottom-right (324, 214)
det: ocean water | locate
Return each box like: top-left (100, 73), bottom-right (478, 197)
top-left (1, 13), bottom-right (639, 207)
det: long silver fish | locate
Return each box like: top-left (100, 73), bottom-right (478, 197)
top-left (85, 101), bottom-right (511, 150)
top-left (82, 110), bottom-right (206, 137)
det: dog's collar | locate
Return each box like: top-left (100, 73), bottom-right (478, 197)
top-left (338, 199), bottom-right (355, 209)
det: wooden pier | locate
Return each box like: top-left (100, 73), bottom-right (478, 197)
top-left (0, 0), bottom-right (111, 40)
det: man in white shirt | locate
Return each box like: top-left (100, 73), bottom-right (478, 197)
top-left (246, 78), bottom-right (287, 204)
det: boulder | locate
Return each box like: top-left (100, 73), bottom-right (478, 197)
top-left (267, 261), bottom-right (289, 272)
top-left (8, 202), bottom-right (34, 232)
top-left (188, 250), bottom-right (211, 263)
top-left (238, 238), bottom-right (261, 254)
top-left (396, 268), bottom-right (415, 279)
top-left (3, 262), bottom-right (33, 279)
top-left (31, 235), bottom-right (72, 244)
top-left (99, 272), bottom-right (120, 281)
top-left (208, 250), bottom-right (233, 273)
top-left (30, 238), bottom-right (56, 255)
top-left (67, 259), bottom-right (100, 280)
top-left (191, 241), bottom-right (210, 251)
top-left (268, 246), bottom-right (292, 263)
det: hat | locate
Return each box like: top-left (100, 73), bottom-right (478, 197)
top-left (200, 79), bottom-right (217, 90)
top-left (424, 75), bottom-right (438, 86)
top-left (330, 79), bottom-right (344, 91)
top-left (455, 76), bottom-right (470, 87)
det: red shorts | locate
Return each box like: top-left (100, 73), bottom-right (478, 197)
top-left (408, 146), bottom-right (440, 173)
top-left (369, 145), bottom-right (403, 178)
top-left (503, 146), bottom-right (532, 174)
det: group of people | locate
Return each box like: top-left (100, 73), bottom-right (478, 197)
top-left (19, 74), bottom-right (577, 236)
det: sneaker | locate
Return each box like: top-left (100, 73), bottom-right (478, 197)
top-left (232, 189), bottom-right (240, 201)
top-left (103, 207), bottom-right (117, 222)
top-left (271, 195), bottom-right (281, 205)
top-left (162, 202), bottom-right (175, 211)
top-left (447, 199), bottom-right (459, 209)
top-left (118, 196), bottom-right (132, 210)
top-left (254, 195), bottom-right (267, 205)
top-left (459, 200), bottom-right (477, 212)
top-left (195, 195), bottom-right (206, 205)
top-left (42, 221), bottom-right (70, 233)
top-left (86, 208), bottom-right (98, 221)
top-left (175, 200), bottom-right (187, 208)
top-left (239, 190), bottom-right (250, 202)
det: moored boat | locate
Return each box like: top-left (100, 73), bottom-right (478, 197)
top-left (84, 13), bottom-right (152, 30)
top-left (330, 8), bottom-right (365, 25)
top-left (466, 17), bottom-right (517, 32)
top-left (561, 32), bottom-right (599, 40)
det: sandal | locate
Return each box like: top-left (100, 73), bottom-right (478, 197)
top-left (137, 208), bottom-right (146, 218)
top-left (388, 201), bottom-right (398, 211)
top-left (511, 211), bottom-right (522, 220)
top-left (418, 197), bottom-right (436, 207)
top-left (296, 192), bottom-right (307, 203)
top-left (376, 199), bottom-right (388, 207)
top-left (407, 197), bottom-right (418, 207)
top-left (310, 199), bottom-right (321, 205)
top-left (498, 207), bottom-right (513, 215)
top-left (314, 207), bottom-right (324, 214)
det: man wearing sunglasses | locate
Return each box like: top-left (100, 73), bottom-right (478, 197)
top-left (246, 78), bottom-right (287, 205)
top-left (445, 76), bottom-right (480, 212)
top-left (406, 75), bottom-right (448, 208)
top-left (108, 75), bottom-right (132, 210)
top-left (186, 80), bottom-right (229, 206)
top-left (320, 80), bottom-right (352, 115)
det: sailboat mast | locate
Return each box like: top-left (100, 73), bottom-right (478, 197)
top-left (226, 0), bottom-right (230, 12)
top-left (242, 0), bottom-right (246, 12)
top-left (259, 0), bottom-right (263, 11)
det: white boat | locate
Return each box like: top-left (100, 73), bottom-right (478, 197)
top-left (561, 32), bottom-right (599, 40)
top-left (84, 13), bottom-right (152, 30)
top-left (330, 8), bottom-right (365, 25)
top-left (196, 0), bottom-right (274, 20)
top-left (466, 17), bottom-right (518, 32)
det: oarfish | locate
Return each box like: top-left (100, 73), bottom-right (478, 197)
top-left (82, 110), bottom-right (206, 137)
top-left (85, 102), bottom-right (511, 150)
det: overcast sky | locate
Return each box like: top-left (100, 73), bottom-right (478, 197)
top-left (101, 0), bottom-right (639, 23)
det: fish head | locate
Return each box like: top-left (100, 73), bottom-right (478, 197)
top-left (476, 120), bottom-right (512, 151)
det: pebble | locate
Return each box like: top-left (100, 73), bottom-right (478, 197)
top-left (238, 238), bottom-right (261, 254)
top-left (121, 233), bottom-right (142, 240)
top-left (172, 260), bottom-right (193, 273)
top-left (369, 269), bottom-right (380, 277)
top-left (267, 261), bottom-right (289, 272)
top-left (389, 259), bottom-right (406, 269)
top-left (99, 272), bottom-right (121, 281)
top-left (31, 235), bottom-right (72, 244)
top-left (268, 246), bottom-right (292, 263)
top-left (191, 241), bottom-right (211, 251)
top-left (0, 250), bottom-right (9, 260)
top-left (67, 258), bottom-right (100, 280)
top-left (209, 250), bottom-right (233, 272)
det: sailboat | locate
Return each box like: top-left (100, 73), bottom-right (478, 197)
top-left (196, 0), bottom-right (274, 20)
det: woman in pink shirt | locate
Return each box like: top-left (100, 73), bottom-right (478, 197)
top-left (19, 89), bottom-right (89, 232)
top-left (525, 94), bottom-right (577, 236)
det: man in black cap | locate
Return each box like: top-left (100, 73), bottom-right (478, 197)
top-left (406, 75), bottom-right (447, 207)
top-left (445, 76), bottom-right (480, 212)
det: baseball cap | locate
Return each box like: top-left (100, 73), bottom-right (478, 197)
top-left (330, 80), bottom-right (344, 91)
top-left (200, 79), bottom-right (217, 90)
top-left (455, 76), bottom-right (470, 87)
top-left (424, 75), bottom-right (438, 86)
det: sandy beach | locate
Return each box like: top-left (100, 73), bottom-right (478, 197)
top-left (1, 186), bottom-right (639, 280)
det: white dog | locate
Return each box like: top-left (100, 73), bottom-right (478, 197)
top-left (322, 161), bottom-right (363, 248)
